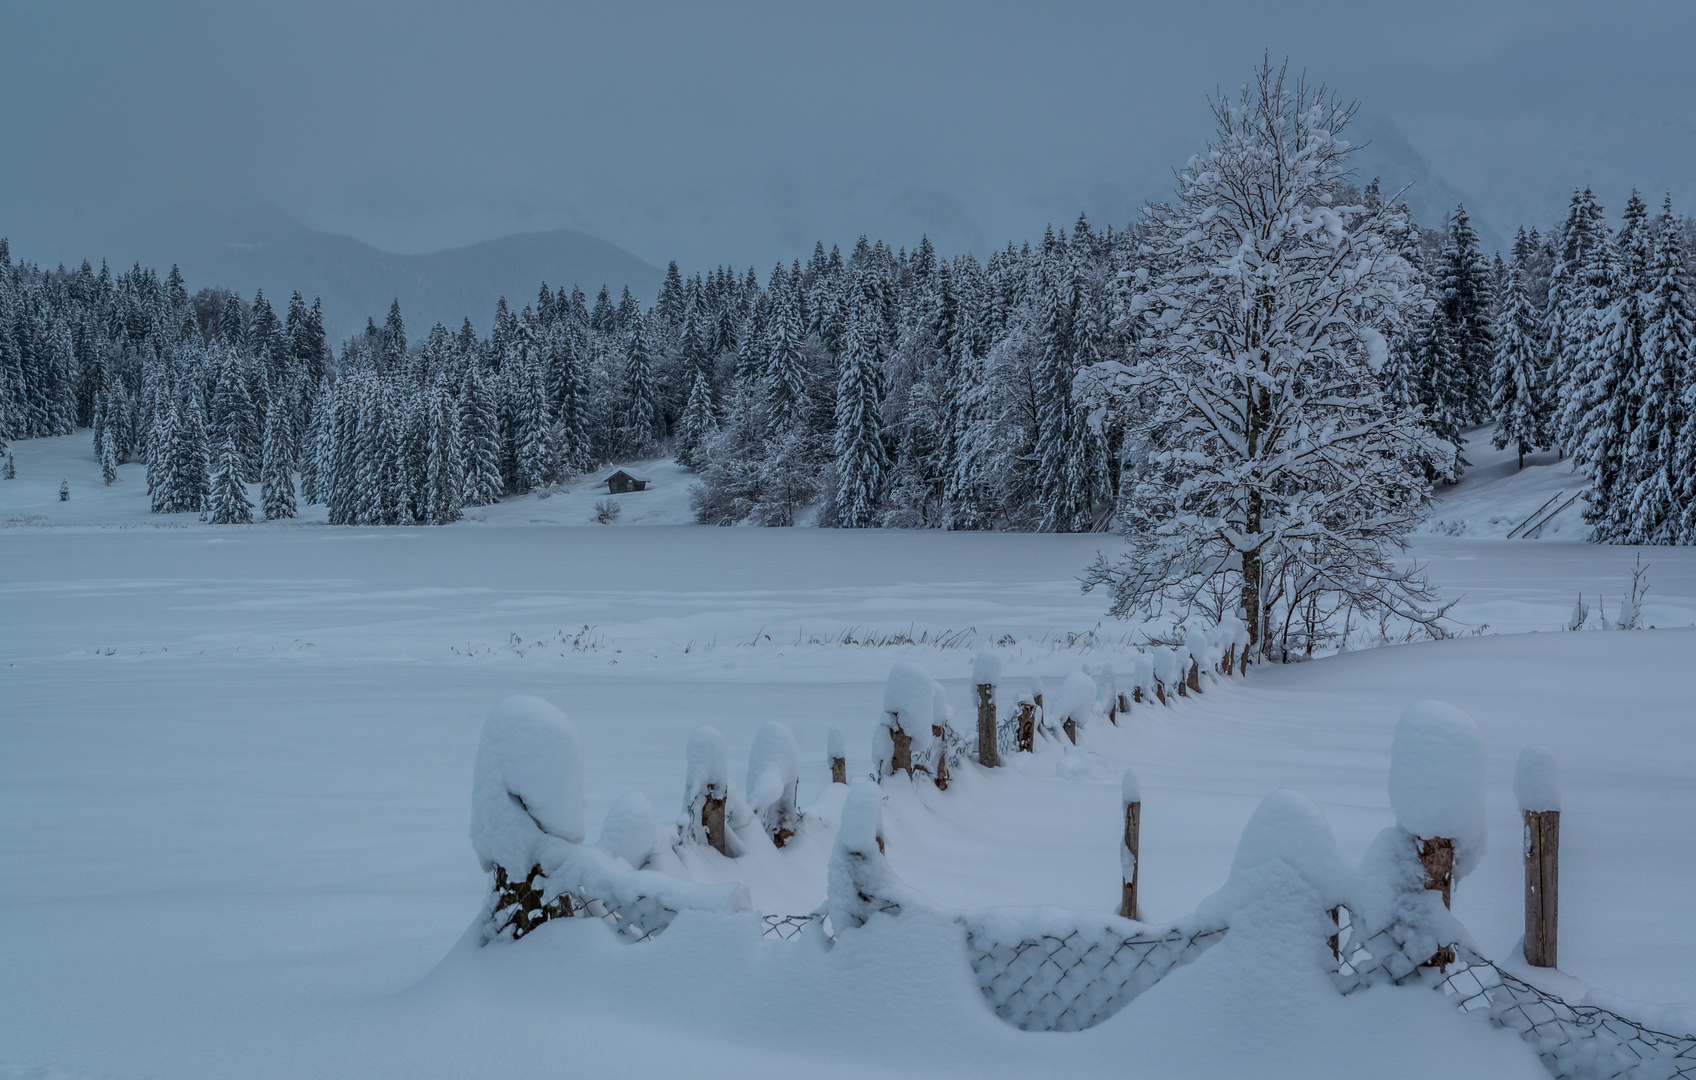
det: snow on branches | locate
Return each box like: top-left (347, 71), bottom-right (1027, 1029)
top-left (1084, 59), bottom-right (1452, 662)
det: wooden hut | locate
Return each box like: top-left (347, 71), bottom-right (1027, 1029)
top-left (603, 470), bottom-right (651, 495)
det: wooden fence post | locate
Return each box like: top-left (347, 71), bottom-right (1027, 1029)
top-left (977, 682), bottom-right (999, 768)
top-left (1418, 835), bottom-right (1456, 968)
top-left (702, 791), bottom-right (728, 855)
top-left (1015, 700), bottom-right (1036, 753)
top-left (1119, 770), bottom-right (1140, 920)
top-left (1516, 746), bottom-right (1561, 968)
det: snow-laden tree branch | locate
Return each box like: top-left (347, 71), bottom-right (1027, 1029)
top-left (1083, 59), bottom-right (1452, 660)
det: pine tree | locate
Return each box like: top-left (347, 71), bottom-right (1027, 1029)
top-left (424, 382), bottom-right (464, 524)
top-left (1489, 266), bottom-right (1548, 468)
top-left (152, 392), bottom-right (210, 514)
top-left (515, 359), bottom-right (552, 492)
top-left (459, 367), bottom-right (503, 507)
top-left (210, 348), bottom-right (261, 481)
top-left (1627, 199), bottom-right (1695, 543)
top-left (675, 368), bottom-right (717, 469)
top-left (764, 290), bottom-right (808, 434)
top-left (620, 315), bottom-right (660, 457)
top-left (833, 305), bottom-right (886, 527)
top-left (1567, 193), bottom-right (1649, 542)
top-left (97, 388), bottom-right (120, 485)
top-left (204, 432), bottom-right (253, 524)
top-left (260, 398), bottom-right (297, 520)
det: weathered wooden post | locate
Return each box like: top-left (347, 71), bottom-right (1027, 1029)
top-left (1014, 698), bottom-right (1036, 753)
top-left (1119, 769), bottom-right (1141, 920)
top-left (1516, 746), bottom-right (1560, 968)
top-left (828, 725), bottom-right (847, 785)
top-left (974, 653), bottom-right (1001, 768)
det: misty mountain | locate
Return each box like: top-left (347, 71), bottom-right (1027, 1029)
top-left (142, 205), bottom-right (665, 343)
top-left (1348, 113), bottom-right (1506, 253)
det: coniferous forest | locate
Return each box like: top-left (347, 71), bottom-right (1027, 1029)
top-left (3, 154), bottom-right (1695, 547)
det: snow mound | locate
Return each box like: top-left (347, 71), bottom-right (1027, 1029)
top-left (1389, 700), bottom-right (1488, 877)
top-left (470, 695), bottom-right (586, 872)
top-left (1514, 745), bottom-right (1560, 813)
top-left (596, 791), bottom-right (663, 870)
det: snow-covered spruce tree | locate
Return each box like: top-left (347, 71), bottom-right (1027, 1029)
top-left (205, 432), bottom-right (253, 524)
top-left (1546, 188), bottom-right (1611, 452)
top-left (1489, 266), bottom-right (1549, 468)
top-left (1566, 193), bottom-right (1648, 543)
top-left (424, 381), bottom-right (464, 525)
top-left (833, 301), bottom-right (887, 528)
top-left (260, 398), bottom-right (296, 521)
top-left (764, 289), bottom-right (809, 435)
top-left (619, 314), bottom-right (660, 458)
top-left (210, 347), bottom-right (261, 481)
top-left (1629, 198), bottom-right (1695, 544)
top-left (459, 366), bottom-right (502, 507)
top-left (675, 367), bottom-right (717, 469)
top-left (153, 392), bottom-right (211, 514)
top-left (514, 359), bottom-right (552, 493)
top-left (1084, 62), bottom-right (1450, 661)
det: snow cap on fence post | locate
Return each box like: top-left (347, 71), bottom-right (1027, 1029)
top-left (470, 695), bottom-right (585, 873)
top-left (1514, 745), bottom-right (1560, 813)
top-left (1389, 700), bottom-right (1488, 879)
top-left (828, 781), bottom-right (908, 931)
top-left (747, 721), bottom-right (802, 846)
top-left (1058, 670), bottom-right (1095, 744)
top-left (827, 725), bottom-right (847, 785)
top-left (972, 651), bottom-right (1003, 688)
top-left (684, 725), bottom-right (733, 854)
top-left (877, 661), bottom-right (936, 778)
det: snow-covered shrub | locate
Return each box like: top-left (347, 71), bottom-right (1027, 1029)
top-left (746, 721), bottom-right (801, 846)
top-left (592, 498), bottom-right (621, 524)
top-left (874, 661), bottom-right (936, 780)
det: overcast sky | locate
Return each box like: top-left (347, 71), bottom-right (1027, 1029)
top-left (4, 0), bottom-right (1694, 271)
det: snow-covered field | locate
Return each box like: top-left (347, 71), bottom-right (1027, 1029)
top-left (3, 430), bottom-right (1695, 1079)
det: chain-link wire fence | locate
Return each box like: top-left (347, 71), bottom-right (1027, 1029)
top-left (964, 920), bottom-right (1226, 1032)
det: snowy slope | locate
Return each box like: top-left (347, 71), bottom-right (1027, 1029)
top-left (3, 430), bottom-right (1695, 1079)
